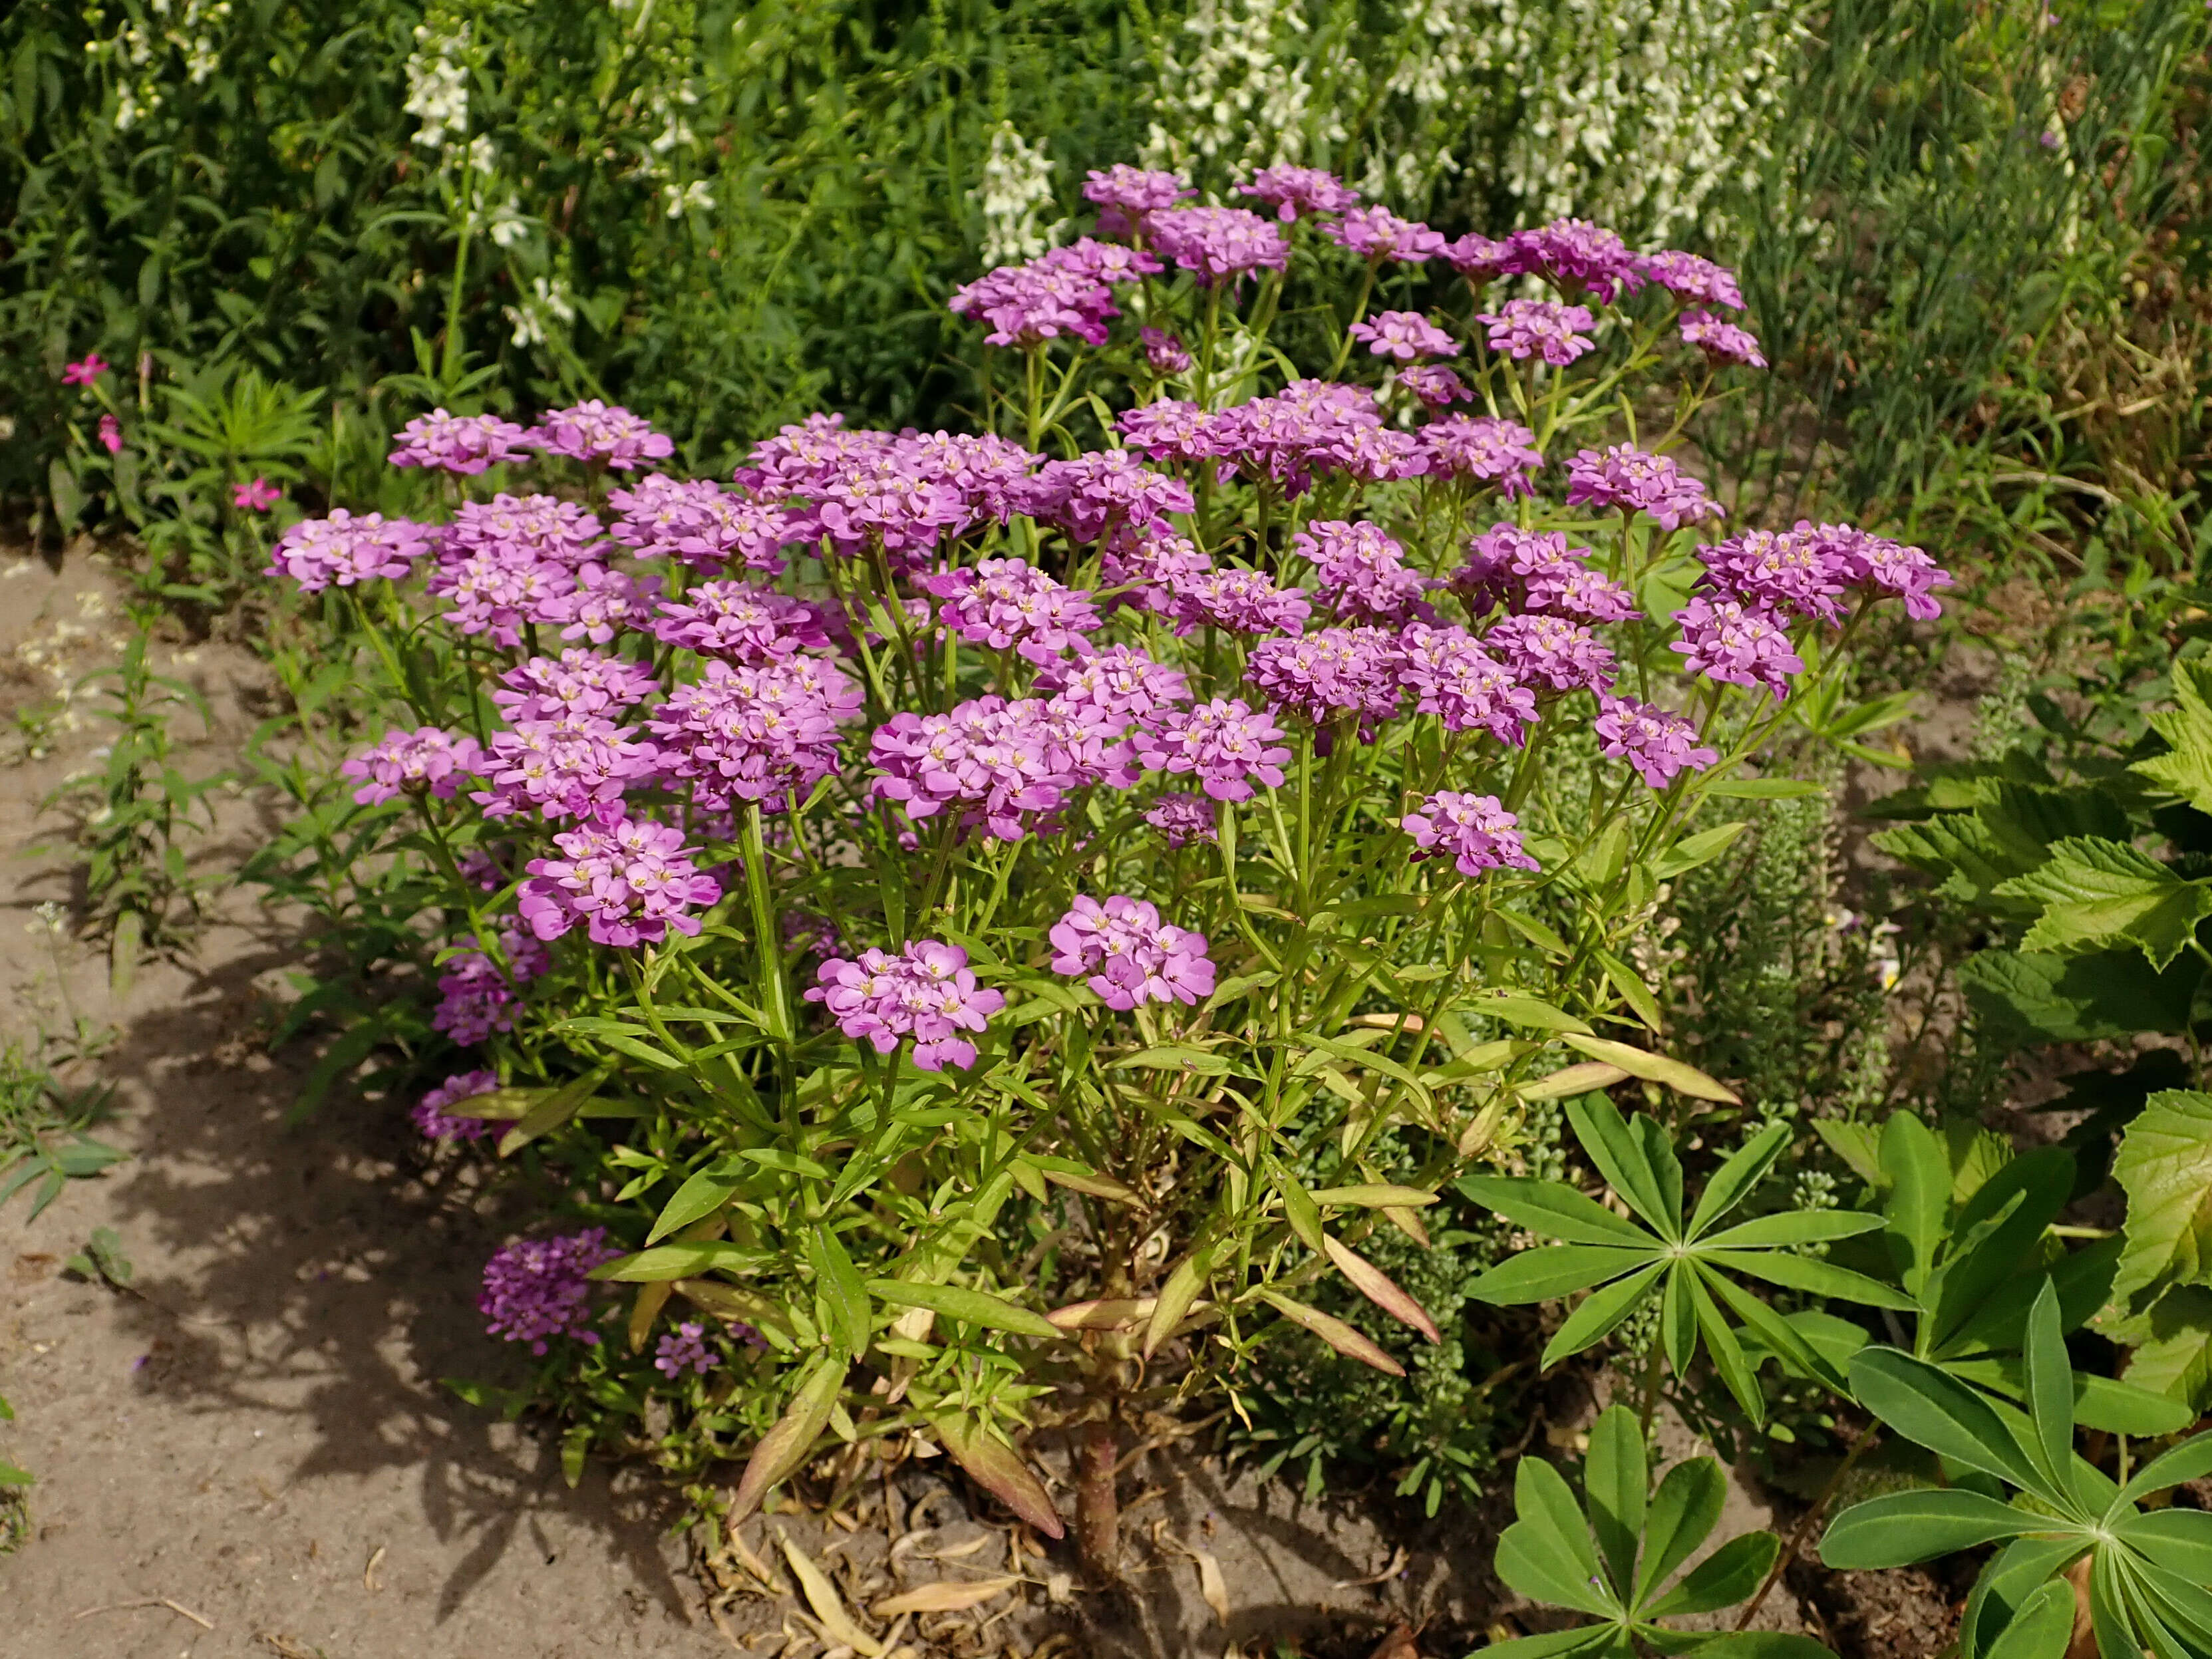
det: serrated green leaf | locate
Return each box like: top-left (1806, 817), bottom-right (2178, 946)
top-left (2111, 1091), bottom-right (2212, 1308)
top-left (1996, 837), bottom-right (2212, 971)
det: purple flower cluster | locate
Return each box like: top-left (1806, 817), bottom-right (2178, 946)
top-left (651, 582), bottom-right (834, 663)
top-left (413, 1068), bottom-right (501, 1141)
top-left (445, 494), bottom-right (609, 569)
top-left (806, 940), bottom-right (1005, 1071)
top-left (1398, 365), bottom-right (1473, 408)
top-left (268, 511), bottom-right (434, 593)
top-left (1698, 527), bottom-right (1851, 624)
top-left (1146, 207), bottom-right (1290, 285)
top-left (1247, 627), bottom-right (1406, 730)
top-left (608, 474), bottom-right (798, 574)
top-left (518, 810), bottom-right (722, 947)
top-left (492, 651), bottom-right (661, 724)
top-left (1458, 523), bottom-right (1635, 623)
top-left (1166, 565), bottom-right (1314, 637)
top-left (869, 694), bottom-right (1132, 841)
top-left (1643, 251), bottom-right (1746, 311)
top-left (1133, 698), bottom-right (1292, 802)
top-left (1017, 450), bottom-right (1194, 543)
top-left (1670, 596), bottom-right (1807, 698)
top-left (479, 1229), bottom-right (622, 1353)
top-left (921, 558), bottom-right (1103, 661)
top-left (1808, 524), bottom-right (1955, 621)
top-left (390, 408), bottom-right (535, 474)
top-left (1144, 792), bottom-right (1217, 846)
top-left (341, 726), bottom-right (484, 805)
top-left (1048, 895), bottom-right (1216, 1010)
top-left (1100, 529), bottom-right (1213, 611)
top-left (654, 1321), bottom-right (719, 1379)
top-left (646, 657), bottom-right (858, 812)
top-left (1485, 613), bottom-right (1618, 694)
top-left (1141, 328), bottom-right (1193, 374)
top-left (949, 239), bottom-right (1156, 348)
top-left (1421, 416), bottom-right (1542, 496)
top-left (1478, 299), bottom-right (1597, 367)
top-left (432, 922), bottom-right (552, 1046)
top-left (1401, 791), bottom-right (1539, 876)
top-left (1396, 625), bottom-right (1538, 745)
top-left (1680, 311), bottom-right (1767, 368)
top-left (1498, 220), bottom-right (1648, 303)
top-left (1239, 166), bottom-right (1360, 222)
top-left (1595, 696), bottom-right (1720, 787)
top-left (472, 716), bottom-right (660, 823)
top-left (1033, 645), bottom-right (1191, 726)
top-left (1565, 445), bottom-right (1722, 531)
top-left (1290, 520), bottom-right (1438, 625)
top-left (1348, 310), bottom-right (1457, 361)
top-left (528, 401), bottom-right (674, 471)
top-left (1082, 164), bottom-right (1193, 238)
top-left (1323, 208), bottom-right (1446, 263)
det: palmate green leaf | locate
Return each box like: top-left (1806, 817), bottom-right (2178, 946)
top-left (1585, 1406), bottom-right (1647, 1600)
top-left (2113, 1429), bottom-right (2212, 1510)
top-left (1643, 1531), bottom-right (1776, 1618)
top-left (1847, 1346), bottom-right (2047, 1495)
top-left (2130, 1561), bottom-right (2212, 1654)
top-left (1976, 1580), bottom-right (2077, 1659)
top-left (1963, 1537), bottom-right (2093, 1659)
top-left (1542, 1261), bottom-right (1668, 1367)
top-left (2022, 1281), bottom-right (2077, 1501)
top-left (1633, 1458), bottom-right (1725, 1606)
top-left (1568, 1095), bottom-right (1681, 1239)
top-left (1456, 1175), bottom-right (1657, 1247)
top-left (1466, 1245), bottom-right (1657, 1304)
top-left (2118, 1510), bottom-right (2212, 1583)
top-left (2110, 1090), bottom-right (2212, 1308)
top-left (1995, 837), bottom-right (2212, 971)
top-left (1688, 1265), bottom-right (1765, 1422)
top-left (1819, 1489), bottom-right (2040, 1570)
top-left (1498, 1457), bottom-right (1617, 1616)
top-left (1684, 1124), bottom-right (1792, 1237)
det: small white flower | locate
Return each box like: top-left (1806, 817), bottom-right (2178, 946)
top-left (662, 179), bottom-right (714, 218)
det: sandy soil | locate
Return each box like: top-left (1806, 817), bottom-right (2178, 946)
top-left (0, 545), bottom-right (1886, 1659)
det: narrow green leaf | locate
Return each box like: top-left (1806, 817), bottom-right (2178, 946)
top-left (1635, 1457), bottom-right (1724, 1606)
top-left (1584, 1405), bottom-right (1646, 1600)
top-left (648, 1159), bottom-right (744, 1245)
top-left (1144, 1247), bottom-right (1211, 1359)
top-left (728, 1357), bottom-right (844, 1528)
top-left (1684, 1124), bottom-right (1792, 1238)
top-left (1567, 1096), bottom-right (1680, 1240)
top-left (1818, 1489), bottom-right (2037, 1570)
top-left (1259, 1289), bottom-right (1405, 1376)
top-left (1465, 1245), bottom-right (1655, 1305)
top-left (1847, 1347), bottom-right (2046, 1494)
top-left (1563, 1034), bottom-right (1740, 1104)
top-left (1454, 1174), bottom-right (1657, 1247)
top-left (2022, 1280), bottom-right (2077, 1504)
top-left (1110, 1044), bottom-right (1233, 1076)
top-left (1695, 1211), bottom-right (1885, 1249)
top-left (1497, 1457), bottom-right (1613, 1617)
top-left (2113, 1429), bottom-right (2212, 1511)
top-left (1643, 1529), bottom-right (1776, 1617)
top-left (810, 1231), bottom-right (872, 1356)
top-left (1701, 1248), bottom-right (1919, 1310)
top-left (1688, 1266), bottom-right (1764, 1423)
top-left (866, 1281), bottom-right (1058, 1342)
top-left (1541, 1261), bottom-right (1666, 1367)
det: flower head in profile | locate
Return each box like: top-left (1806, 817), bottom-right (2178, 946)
top-left (412, 1069), bottom-right (502, 1142)
top-left (63, 353), bottom-right (110, 386)
top-left (340, 726), bottom-right (484, 805)
top-left (268, 510), bottom-right (435, 594)
top-left (1140, 327), bottom-right (1192, 375)
top-left (1477, 299), bottom-right (1596, 367)
top-left (1680, 311), bottom-right (1767, 369)
top-left (1670, 595), bottom-right (1806, 698)
top-left (1503, 219), bottom-right (1647, 303)
top-left (1401, 791), bottom-right (1538, 876)
top-left (97, 414), bottom-right (123, 454)
top-left (479, 1230), bottom-right (623, 1354)
top-left (389, 408), bottom-right (536, 474)
top-left (1082, 164), bottom-right (1192, 237)
top-left (529, 400), bottom-right (675, 471)
top-left (1322, 207), bottom-right (1446, 263)
top-left (1398, 365), bottom-right (1472, 408)
top-left (1595, 696), bottom-right (1720, 787)
top-left (654, 1322), bottom-right (720, 1380)
top-left (232, 478), bottom-right (281, 512)
top-left (1643, 250), bottom-right (1746, 311)
top-left (1238, 166), bottom-right (1359, 222)
top-left (1144, 207), bottom-right (1291, 286)
top-left (1144, 792), bottom-right (1217, 846)
top-left (1348, 310), bottom-right (1458, 362)
top-left (1050, 894), bottom-right (1215, 1010)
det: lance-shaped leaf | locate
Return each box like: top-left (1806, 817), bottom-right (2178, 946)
top-left (1633, 1457), bottom-right (1725, 1606)
top-left (1995, 837), bottom-right (2212, 971)
top-left (730, 1356), bottom-right (845, 1529)
top-left (1848, 1346), bottom-right (2047, 1495)
top-left (868, 1280), bottom-right (1060, 1342)
top-left (1563, 1034), bottom-right (1740, 1104)
top-left (1496, 1457), bottom-right (1618, 1616)
top-left (1643, 1531), bottom-right (1776, 1618)
top-left (1144, 1245), bottom-right (1212, 1358)
top-left (1323, 1235), bottom-right (1440, 1344)
top-left (930, 1412), bottom-right (1064, 1539)
top-left (1455, 1174), bottom-right (1654, 1247)
top-left (1819, 1489), bottom-right (2039, 1570)
top-left (1259, 1289), bottom-right (1404, 1376)
top-left (1584, 1406), bottom-right (1647, 1599)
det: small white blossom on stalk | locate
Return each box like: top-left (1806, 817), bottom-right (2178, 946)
top-left (663, 179), bottom-right (715, 218)
top-left (489, 195), bottom-right (531, 249)
top-left (404, 22), bottom-right (472, 152)
top-left (1143, 0), bottom-right (1339, 175)
top-left (506, 276), bottom-right (577, 347)
top-left (977, 123), bottom-right (1064, 267)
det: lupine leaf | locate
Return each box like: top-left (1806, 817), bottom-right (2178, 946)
top-left (1819, 1489), bottom-right (2038, 1569)
top-left (1847, 1347), bottom-right (2046, 1494)
top-left (1633, 1457), bottom-right (1724, 1606)
top-left (1455, 1175), bottom-right (1656, 1247)
top-left (1642, 1530), bottom-right (1776, 1618)
top-left (1584, 1406), bottom-right (1645, 1601)
top-left (1684, 1123), bottom-right (1792, 1238)
top-left (1567, 1096), bottom-right (1680, 1239)
top-left (1541, 1261), bottom-right (1667, 1368)
top-left (1466, 1245), bottom-right (1655, 1304)
top-left (1973, 1581), bottom-right (2076, 1659)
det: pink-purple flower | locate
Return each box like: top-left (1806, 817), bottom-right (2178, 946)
top-left (1420, 416), bottom-right (1542, 496)
top-left (655, 1322), bottom-right (720, 1379)
top-left (1395, 625), bottom-right (1537, 745)
top-left (806, 940), bottom-right (1005, 1071)
top-left (472, 718), bottom-right (661, 823)
top-left (1166, 565), bottom-right (1313, 637)
top-left (518, 810), bottom-right (723, 947)
top-left (921, 558), bottom-right (1103, 661)
top-left (869, 695), bottom-right (1130, 842)
top-left (492, 652), bottom-right (661, 724)
top-left (98, 414), bottom-right (123, 454)
top-left (1032, 644), bottom-right (1191, 726)
top-left (1643, 250), bottom-right (1746, 311)
top-left (1145, 206), bottom-right (1291, 286)
top-left (1144, 792), bottom-right (1217, 846)
top-left (1398, 365), bottom-right (1473, 408)
top-left (651, 581), bottom-right (833, 663)
top-left (1238, 166), bottom-right (1359, 222)
top-left (1503, 219), bottom-right (1647, 303)
top-left (1401, 791), bottom-right (1539, 876)
top-left (412, 1068), bottom-right (502, 1141)
top-left (267, 510), bottom-right (437, 593)
top-left (609, 474), bottom-right (798, 574)
top-left (1595, 696), bottom-right (1719, 787)
top-left (646, 657), bottom-right (858, 814)
top-left (1477, 299), bottom-right (1596, 367)
top-left (1565, 445), bottom-right (1722, 530)
top-left (432, 923), bottom-right (552, 1046)
top-left (1082, 164), bottom-right (1193, 238)
top-left (1670, 595), bottom-right (1806, 697)
top-left (1247, 627), bottom-right (1406, 730)
top-left (1486, 612), bottom-right (1618, 694)
top-left (1133, 698), bottom-right (1292, 802)
top-left (1680, 310), bottom-right (1767, 368)
top-left (63, 353), bottom-right (109, 386)
top-left (1323, 208), bottom-right (1446, 263)
top-left (341, 726), bottom-right (484, 804)
top-left (1048, 895), bottom-right (1215, 1010)
top-left (389, 408), bottom-right (536, 474)
top-left (1018, 450), bottom-right (1194, 543)
top-left (1290, 520), bottom-right (1439, 625)
top-left (528, 401), bottom-right (675, 471)
top-left (480, 1229), bottom-right (623, 1353)
top-left (1140, 328), bottom-right (1193, 375)
top-left (1348, 310), bottom-right (1458, 362)
top-left (232, 478), bottom-right (281, 512)
top-left (1699, 526), bottom-right (1851, 623)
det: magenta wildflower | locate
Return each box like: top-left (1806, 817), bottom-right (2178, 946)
top-left (651, 581), bottom-right (833, 663)
top-left (427, 551), bottom-right (577, 648)
top-left (1456, 523), bottom-right (1588, 615)
top-left (1247, 627), bottom-right (1406, 730)
top-left (472, 716), bottom-right (660, 823)
top-left (1146, 206), bottom-right (1291, 285)
top-left (1118, 398), bottom-right (1215, 462)
top-left (1290, 520), bottom-right (1439, 625)
top-left (492, 652), bottom-right (661, 724)
top-left (1144, 792), bottom-right (1217, 846)
top-left (1323, 207), bottom-right (1446, 263)
top-left (63, 353), bottom-right (109, 386)
top-left (1032, 644), bottom-right (1191, 726)
top-left (1402, 791), bottom-right (1538, 876)
top-left (444, 492), bottom-right (610, 570)
top-left (232, 478), bottom-right (281, 512)
top-left (550, 564), bottom-right (663, 646)
top-left (949, 257), bottom-right (1119, 349)
top-left (266, 510), bottom-right (436, 593)
top-left (1166, 565), bottom-right (1313, 637)
top-left (1488, 612), bottom-right (1618, 695)
top-left (1699, 526), bottom-right (1851, 624)
top-left (1421, 416), bottom-right (1542, 496)
top-left (1595, 696), bottom-right (1719, 787)
top-left (903, 430), bottom-right (1044, 525)
top-left (341, 725), bottom-right (484, 805)
top-left (1134, 698), bottom-right (1292, 802)
top-left (1503, 219), bottom-right (1647, 303)
top-left (806, 940), bottom-right (1005, 1072)
top-left (735, 414), bottom-right (899, 498)
top-left (1239, 166), bottom-right (1360, 221)
top-left (432, 923), bottom-right (552, 1046)
top-left (1670, 595), bottom-right (1806, 697)
top-left (1017, 450), bottom-right (1194, 543)
top-left (1565, 445), bottom-right (1722, 531)
top-left (528, 400), bottom-right (674, 471)
top-left (1477, 299), bottom-right (1596, 367)
top-left (1082, 164), bottom-right (1193, 237)
top-left (1100, 529), bottom-right (1213, 613)
top-left (412, 1069), bottom-right (500, 1142)
top-left (1810, 524), bottom-right (1954, 621)
top-left (1045, 238), bottom-right (1162, 286)
top-left (389, 408), bottom-right (536, 474)
top-left (1442, 233), bottom-right (1516, 281)
top-left (805, 445), bottom-right (975, 567)
top-left (646, 657), bottom-right (858, 814)
top-left (518, 810), bottom-right (724, 948)
top-left (654, 1322), bottom-right (719, 1379)
top-left (1642, 250), bottom-right (1746, 311)
top-left (921, 557), bottom-right (1103, 661)
top-left (868, 695), bottom-right (1129, 842)
top-left (1049, 895), bottom-right (1215, 1010)
top-left (1527, 564), bottom-right (1640, 624)
top-left (1398, 365), bottom-right (1473, 407)
top-left (98, 414), bottom-right (122, 454)
top-left (608, 474), bottom-right (798, 575)
top-left (479, 1229), bottom-right (622, 1354)
top-left (1349, 310), bottom-right (1458, 362)
top-left (1394, 624), bottom-right (1537, 745)
top-left (1141, 327), bottom-right (1193, 375)
top-left (1680, 310), bottom-right (1767, 368)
